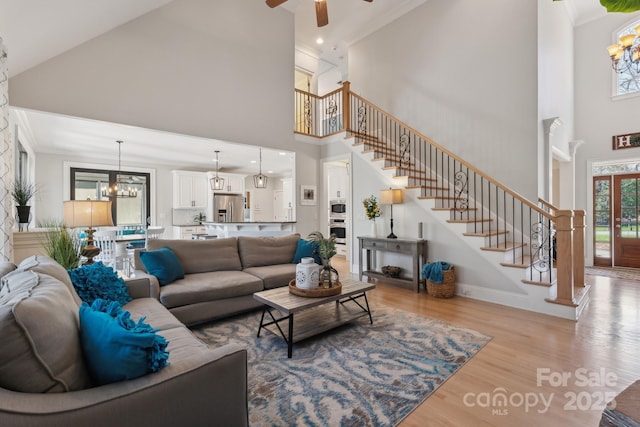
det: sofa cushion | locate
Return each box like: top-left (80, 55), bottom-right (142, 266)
top-left (159, 271), bottom-right (263, 309)
top-left (292, 238), bottom-right (321, 264)
top-left (68, 261), bottom-right (132, 306)
top-left (238, 234), bottom-right (300, 269)
top-left (18, 255), bottom-right (82, 306)
top-left (140, 247), bottom-right (185, 286)
top-left (243, 264), bottom-right (297, 290)
top-left (0, 270), bottom-right (91, 392)
top-left (146, 238), bottom-right (242, 274)
top-left (124, 298), bottom-right (184, 331)
top-left (79, 299), bottom-right (169, 385)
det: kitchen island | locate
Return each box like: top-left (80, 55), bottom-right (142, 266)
top-left (202, 222), bottom-right (296, 238)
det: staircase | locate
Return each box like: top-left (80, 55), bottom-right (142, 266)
top-left (295, 82), bottom-right (590, 320)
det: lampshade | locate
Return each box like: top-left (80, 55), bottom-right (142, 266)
top-left (380, 188), bottom-right (404, 205)
top-left (63, 200), bottom-right (114, 228)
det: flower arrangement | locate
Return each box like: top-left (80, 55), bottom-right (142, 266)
top-left (307, 231), bottom-right (336, 262)
top-left (362, 195), bottom-right (381, 221)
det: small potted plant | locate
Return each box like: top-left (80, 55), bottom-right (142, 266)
top-left (11, 179), bottom-right (37, 230)
top-left (307, 231), bottom-right (339, 287)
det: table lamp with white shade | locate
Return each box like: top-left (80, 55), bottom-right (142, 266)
top-left (380, 188), bottom-right (404, 239)
top-left (63, 199), bottom-right (114, 264)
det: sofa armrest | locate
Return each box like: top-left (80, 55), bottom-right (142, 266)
top-left (126, 271), bottom-right (160, 299)
top-left (0, 343), bottom-right (248, 427)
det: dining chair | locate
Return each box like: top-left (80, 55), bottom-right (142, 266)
top-left (93, 230), bottom-right (118, 268)
top-left (145, 226), bottom-right (165, 248)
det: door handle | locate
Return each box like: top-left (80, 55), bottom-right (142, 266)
top-left (616, 225), bottom-right (621, 228)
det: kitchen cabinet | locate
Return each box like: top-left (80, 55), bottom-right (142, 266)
top-left (208, 172), bottom-right (245, 194)
top-left (172, 225), bottom-right (206, 240)
top-left (327, 164), bottom-right (348, 199)
top-left (173, 170), bottom-right (208, 209)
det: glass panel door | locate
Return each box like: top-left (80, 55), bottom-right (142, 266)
top-left (614, 174), bottom-right (640, 268)
top-left (593, 176), bottom-right (612, 266)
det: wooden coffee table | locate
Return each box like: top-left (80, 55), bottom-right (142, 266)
top-left (254, 278), bottom-right (375, 358)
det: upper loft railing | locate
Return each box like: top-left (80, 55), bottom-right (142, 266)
top-left (295, 82), bottom-right (584, 307)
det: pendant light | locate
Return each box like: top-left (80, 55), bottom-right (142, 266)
top-left (101, 140), bottom-right (137, 198)
top-left (253, 148), bottom-right (268, 189)
top-left (210, 150), bottom-right (225, 191)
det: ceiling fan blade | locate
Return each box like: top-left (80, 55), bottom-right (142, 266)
top-left (363, 0), bottom-right (373, 2)
top-left (266, 0), bottom-right (287, 8)
top-left (315, 0), bottom-right (328, 27)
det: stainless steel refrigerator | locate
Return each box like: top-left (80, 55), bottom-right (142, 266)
top-left (212, 193), bottom-right (245, 222)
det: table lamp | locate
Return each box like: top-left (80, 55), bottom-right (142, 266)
top-left (63, 199), bottom-right (114, 264)
top-left (380, 188), bottom-right (404, 239)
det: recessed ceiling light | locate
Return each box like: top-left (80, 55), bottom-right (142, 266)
top-left (250, 160), bottom-right (257, 164)
top-left (279, 152), bottom-right (286, 156)
top-left (316, 37), bottom-right (323, 45)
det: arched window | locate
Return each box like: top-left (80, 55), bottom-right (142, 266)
top-left (612, 19), bottom-right (640, 97)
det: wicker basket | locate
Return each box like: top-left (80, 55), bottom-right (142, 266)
top-left (426, 266), bottom-right (455, 298)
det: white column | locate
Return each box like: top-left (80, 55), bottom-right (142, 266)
top-left (542, 117), bottom-right (562, 202)
top-left (0, 39), bottom-right (13, 262)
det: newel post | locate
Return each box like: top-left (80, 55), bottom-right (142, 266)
top-left (573, 210), bottom-right (586, 288)
top-left (342, 81), bottom-right (351, 133)
top-left (555, 210), bottom-right (575, 304)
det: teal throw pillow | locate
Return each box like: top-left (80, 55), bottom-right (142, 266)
top-left (68, 261), bottom-right (132, 306)
top-left (79, 299), bottom-right (169, 385)
top-left (292, 239), bottom-right (321, 264)
top-left (139, 246), bottom-right (185, 286)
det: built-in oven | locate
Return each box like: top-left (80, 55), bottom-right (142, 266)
top-left (330, 199), bottom-right (346, 217)
top-left (329, 218), bottom-right (346, 244)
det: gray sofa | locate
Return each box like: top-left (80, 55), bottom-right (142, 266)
top-left (0, 255), bottom-right (248, 427)
top-left (134, 234), bottom-right (300, 325)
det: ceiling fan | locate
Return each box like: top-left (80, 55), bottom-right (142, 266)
top-left (266, 0), bottom-right (373, 28)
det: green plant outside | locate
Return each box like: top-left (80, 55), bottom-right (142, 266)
top-left (595, 225), bottom-right (640, 243)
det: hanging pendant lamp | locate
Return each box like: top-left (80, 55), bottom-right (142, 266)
top-left (210, 150), bottom-right (225, 191)
top-left (101, 140), bottom-right (137, 198)
top-left (253, 148), bottom-right (268, 189)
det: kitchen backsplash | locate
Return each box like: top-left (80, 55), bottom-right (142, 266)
top-left (172, 208), bottom-right (206, 226)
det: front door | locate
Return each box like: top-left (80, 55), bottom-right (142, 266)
top-left (614, 173), bottom-right (640, 268)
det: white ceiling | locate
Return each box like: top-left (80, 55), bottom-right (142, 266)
top-left (1, 0), bottom-right (607, 173)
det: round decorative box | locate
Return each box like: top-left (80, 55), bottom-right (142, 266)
top-left (295, 257), bottom-right (320, 290)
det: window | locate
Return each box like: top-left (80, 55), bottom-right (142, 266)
top-left (70, 168), bottom-right (150, 227)
top-left (613, 19), bottom-right (640, 97)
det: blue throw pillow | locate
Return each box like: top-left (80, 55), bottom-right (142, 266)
top-left (68, 262), bottom-right (132, 306)
top-left (139, 246), bottom-right (185, 286)
top-left (79, 299), bottom-right (169, 385)
top-left (292, 239), bottom-right (321, 264)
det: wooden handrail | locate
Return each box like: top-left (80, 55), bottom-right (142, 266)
top-left (349, 91), bottom-right (555, 222)
top-left (538, 198), bottom-right (558, 214)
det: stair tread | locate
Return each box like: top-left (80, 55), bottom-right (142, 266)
top-left (481, 242), bottom-right (528, 252)
top-left (447, 218), bottom-right (493, 223)
top-left (394, 174), bottom-right (437, 182)
top-left (406, 185), bottom-right (449, 191)
top-left (431, 207), bottom-right (478, 211)
top-left (463, 230), bottom-right (510, 237)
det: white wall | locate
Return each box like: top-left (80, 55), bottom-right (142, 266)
top-left (347, 0), bottom-right (539, 200)
top-left (8, 0), bottom-right (294, 151)
top-left (574, 11), bottom-right (640, 263)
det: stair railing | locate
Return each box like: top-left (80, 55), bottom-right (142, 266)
top-left (294, 82), bottom-right (582, 306)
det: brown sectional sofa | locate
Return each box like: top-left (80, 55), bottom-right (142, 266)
top-left (0, 255), bottom-right (248, 427)
top-left (134, 233), bottom-right (300, 325)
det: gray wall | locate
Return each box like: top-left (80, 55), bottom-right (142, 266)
top-left (8, 0), bottom-right (321, 236)
top-left (347, 0), bottom-right (539, 200)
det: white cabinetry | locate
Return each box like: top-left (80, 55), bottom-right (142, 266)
top-left (172, 225), bottom-right (206, 240)
top-left (173, 171), bottom-right (208, 209)
top-left (327, 165), bottom-right (348, 199)
top-left (208, 172), bottom-right (245, 194)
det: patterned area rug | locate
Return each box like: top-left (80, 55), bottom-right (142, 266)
top-left (193, 304), bottom-right (491, 426)
top-left (585, 266), bottom-right (640, 281)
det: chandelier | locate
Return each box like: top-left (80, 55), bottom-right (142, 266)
top-left (101, 140), bottom-right (138, 198)
top-left (253, 148), bottom-right (268, 189)
top-left (210, 150), bottom-right (225, 191)
top-left (607, 24), bottom-right (640, 73)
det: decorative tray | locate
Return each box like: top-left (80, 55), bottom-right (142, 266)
top-left (288, 279), bottom-right (342, 297)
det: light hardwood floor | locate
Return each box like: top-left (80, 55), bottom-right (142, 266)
top-left (331, 257), bottom-right (640, 426)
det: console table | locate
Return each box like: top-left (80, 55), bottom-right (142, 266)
top-left (357, 236), bottom-right (428, 293)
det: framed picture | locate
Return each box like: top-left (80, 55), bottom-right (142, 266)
top-left (300, 185), bottom-right (317, 206)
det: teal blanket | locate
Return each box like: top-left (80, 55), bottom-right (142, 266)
top-left (421, 261), bottom-right (452, 284)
